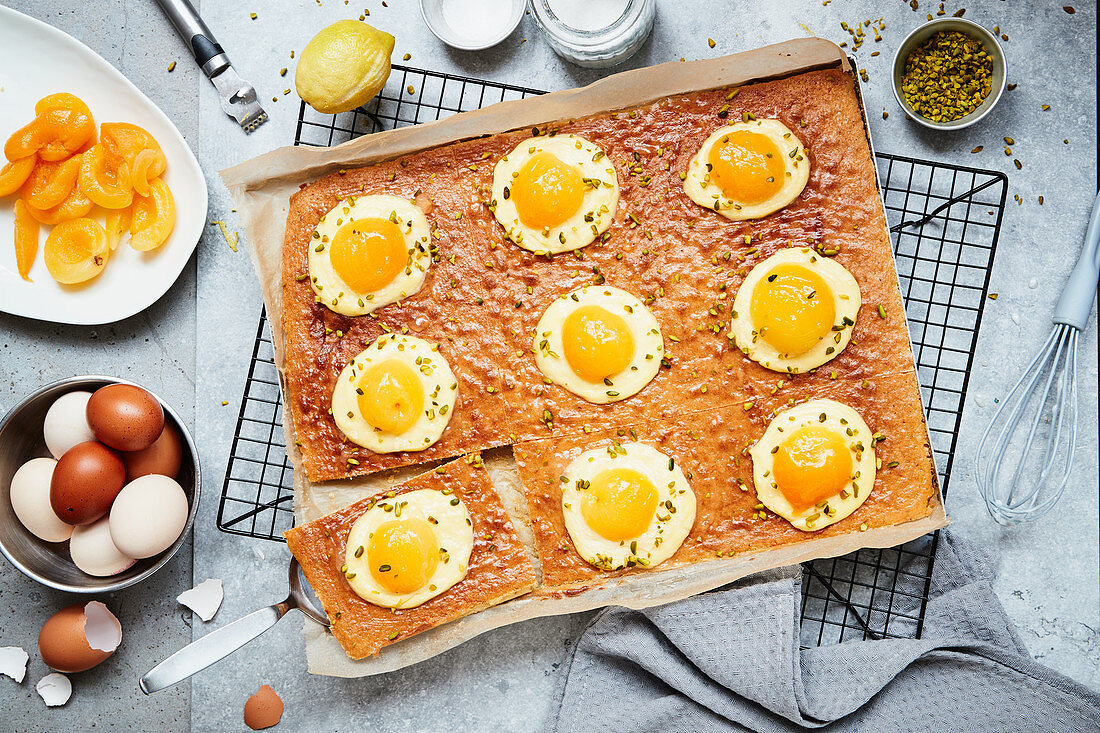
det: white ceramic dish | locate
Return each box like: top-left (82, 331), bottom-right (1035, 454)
top-left (0, 6), bottom-right (207, 326)
top-left (420, 0), bottom-right (525, 51)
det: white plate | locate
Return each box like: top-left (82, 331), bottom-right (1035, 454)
top-left (0, 6), bottom-right (207, 326)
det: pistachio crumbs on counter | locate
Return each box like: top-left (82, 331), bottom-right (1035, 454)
top-left (900, 30), bottom-right (993, 122)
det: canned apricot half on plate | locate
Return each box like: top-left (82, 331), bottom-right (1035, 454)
top-left (0, 156), bottom-right (36, 197)
top-left (79, 143), bottom-right (132, 209)
top-left (14, 199), bottom-right (39, 281)
top-left (44, 217), bottom-right (110, 284)
top-left (23, 155), bottom-right (82, 210)
top-left (129, 178), bottom-right (175, 252)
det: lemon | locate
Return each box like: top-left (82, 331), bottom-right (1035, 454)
top-left (295, 20), bottom-right (395, 115)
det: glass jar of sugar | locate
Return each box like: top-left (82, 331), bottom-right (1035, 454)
top-left (532, 0), bottom-right (655, 68)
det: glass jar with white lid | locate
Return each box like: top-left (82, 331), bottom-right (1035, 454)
top-left (531, 0), bottom-right (655, 68)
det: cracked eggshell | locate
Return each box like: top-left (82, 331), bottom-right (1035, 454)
top-left (43, 391), bottom-right (95, 459)
top-left (38, 602), bottom-right (122, 673)
top-left (244, 684), bottom-right (284, 730)
top-left (9, 458), bottom-right (74, 543)
top-left (177, 578), bottom-right (223, 622)
top-left (0, 646), bottom-right (29, 683)
top-left (69, 517), bottom-right (136, 577)
top-left (36, 673), bottom-right (72, 706)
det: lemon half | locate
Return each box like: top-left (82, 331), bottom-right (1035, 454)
top-left (295, 20), bottom-right (395, 115)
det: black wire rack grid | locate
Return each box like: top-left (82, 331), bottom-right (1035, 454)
top-left (218, 65), bottom-right (1007, 647)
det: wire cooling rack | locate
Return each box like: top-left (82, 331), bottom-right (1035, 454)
top-left (218, 65), bottom-right (1007, 647)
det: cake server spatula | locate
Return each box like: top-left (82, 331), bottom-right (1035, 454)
top-left (153, 0), bottom-right (268, 133)
top-left (139, 558), bottom-right (328, 694)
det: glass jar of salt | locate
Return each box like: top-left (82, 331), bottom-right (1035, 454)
top-left (532, 0), bottom-right (655, 68)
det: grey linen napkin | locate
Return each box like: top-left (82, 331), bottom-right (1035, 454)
top-left (549, 530), bottom-right (1100, 732)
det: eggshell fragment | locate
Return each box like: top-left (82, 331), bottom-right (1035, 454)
top-left (36, 673), bottom-right (71, 707)
top-left (122, 422), bottom-right (183, 482)
top-left (86, 383), bottom-right (164, 452)
top-left (43, 391), bottom-right (95, 459)
top-left (177, 578), bottom-right (223, 622)
top-left (109, 474), bottom-right (189, 559)
top-left (70, 517), bottom-right (136, 577)
top-left (244, 684), bottom-right (284, 730)
top-left (0, 646), bottom-right (29, 683)
top-left (50, 441), bottom-right (126, 525)
top-left (38, 602), bottom-right (121, 673)
top-left (83, 601), bottom-right (123, 653)
top-left (10, 458), bottom-right (74, 543)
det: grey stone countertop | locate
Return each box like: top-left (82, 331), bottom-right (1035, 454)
top-left (0, 1), bottom-right (1096, 731)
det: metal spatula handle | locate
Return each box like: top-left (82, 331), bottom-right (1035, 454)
top-left (153, 0), bottom-right (230, 78)
top-left (1053, 191), bottom-right (1100, 330)
top-left (139, 603), bottom-right (290, 694)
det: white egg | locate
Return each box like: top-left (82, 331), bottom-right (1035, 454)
top-left (309, 194), bottom-right (432, 316)
top-left (683, 118), bottom-right (809, 221)
top-left (343, 488), bottom-right (474, 609)
top-left (491, 134), bottom-right (619, 254)
top-left (730, 247), bottom-right (861, 373)
top-left (42, 391), bottom-right (95, 459)
top-left (108, 475), bottom-right (189, 559)
top-left (561, 443), bottom-right (696, 571)
top-left (332, 334), bottom-right (458, 454)
top-left (9, 457), bottom-right (73, 543)
top-left (70, 517), bottom-right (135, 577)
top-left (749, 399), bottom-right (876, 532)
top-left (533, 285), bottom-right (663, 404)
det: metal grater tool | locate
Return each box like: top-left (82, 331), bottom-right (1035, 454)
top-left (154, 0), bottom-right (268, 134)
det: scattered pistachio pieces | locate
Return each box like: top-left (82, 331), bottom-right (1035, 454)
top-left (988, 293), bottom-right (998, 300)
top-left (279, 67), bottom-right (287, 76)
top-left (403, 52), bottom-right (411, 61)
top-left (708, 38), bottom-right (716, 48)
top-left (1042, 104), bottom-right (1051, 111)
top-left (250, 12), bottom-right (257, 20)
top-left (167, 61), bottom-right (176, 72)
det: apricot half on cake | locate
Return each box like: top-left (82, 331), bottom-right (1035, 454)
top-left (331, 334), bottom-right (458, 453)
top-left (730, 247), bottom-right (860, 373)
top-left (341, 488), bottom-right (474, 609)
top-left (560, 442), bottom-right (696, 571)
top-left (491, 134), bottom-right (619, 254)
top-left (750, 399), bottom-right (876, 531)
top-left (533, 285), bottom-right (663, 404)
top-left (308, 194), bottom-right (432, 316)
top-left (683, 118), bottom-right (809, 220)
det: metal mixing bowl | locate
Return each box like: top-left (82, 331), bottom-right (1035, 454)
top-left (891, 18), bottom-right (1007, 131)
top-left (0, 376), bottom-right (200, 593)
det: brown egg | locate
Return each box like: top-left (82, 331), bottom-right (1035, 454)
top-left (86, 384), bottom-right (165, 452)
top-left (244, 684), bottom-right (284, 730)
top-left (38, 602), bottom-right (122, 673)
top-left (122, 422), bottom-right (183, 482)
top-left (50, 441), bottom-right (125, 525)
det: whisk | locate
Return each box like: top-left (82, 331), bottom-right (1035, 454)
top-left (976, 191), bottom-right (1100, 524)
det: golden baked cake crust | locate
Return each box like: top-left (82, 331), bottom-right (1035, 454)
top-left (284, 455), bottom-right (538, 659)
top-left (281, 68), bottom-right (919, 482)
